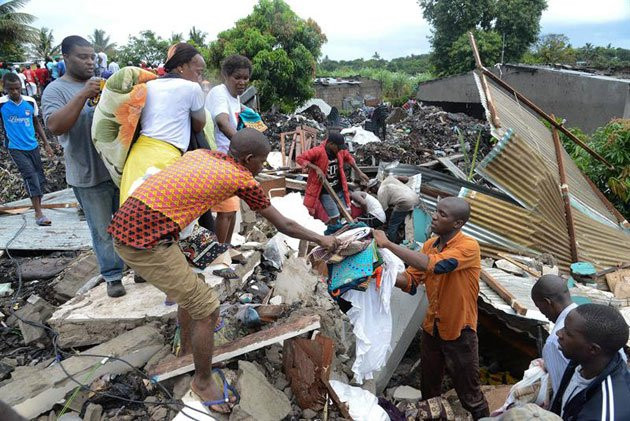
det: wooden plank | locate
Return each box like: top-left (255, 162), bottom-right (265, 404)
top-left (320, 178), bottom-right (354, 222)
top-left (149, 314), bottom-right (321, 382)
top-left (480, 269), bottom-right (528, 316)
top-left (437, 157), bottom-right (467, 180)
top-left (497, 253), bottom-right (542, 278)
top-left (0, 202), bottom-right (78, 215)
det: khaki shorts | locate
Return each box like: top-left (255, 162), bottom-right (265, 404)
top-left (115, 241), bottom-right (219, 320)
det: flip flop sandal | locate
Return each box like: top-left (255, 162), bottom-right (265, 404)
top-left (212, 268), bottom-right (239, 279)
top-left (190, 368), bottom-right (240, 413)
top-left (36, 216), bottom-right (52, 226)
top-left (214, 317), bottom-right (224, 333)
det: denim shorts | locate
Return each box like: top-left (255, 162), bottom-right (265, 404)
top-left (320, 192), bottom-right (347, 219)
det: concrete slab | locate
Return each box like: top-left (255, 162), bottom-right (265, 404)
top-left (273, 258), bottom-right (319, 305)
top-left (374, 286), bottom-right (428, 393)
top-left (0, 324), bottom-right (164, 419)
top-left (237, 360), bottom-right (291, 421)
top-left (50, 252), bottom-right (100, 301)
top-left (49, 274), bottom-right (177, 347)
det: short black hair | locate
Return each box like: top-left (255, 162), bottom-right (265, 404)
top-left (2, 72), bottom-right (20, 85)
top-left (575, 304), bottom-right (629, 356)
top-left (164, 43), bottom-right (201, 73)
top-left (221, 54), bottom-right (252, 77)
top-left (61, 35), bottom-right (92, 55)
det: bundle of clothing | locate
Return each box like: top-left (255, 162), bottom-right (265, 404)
top-left (310, 222), bottom-right (405, 383)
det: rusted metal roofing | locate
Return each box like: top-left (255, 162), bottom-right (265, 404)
top-left (468, 75), bottom-right (630, 271)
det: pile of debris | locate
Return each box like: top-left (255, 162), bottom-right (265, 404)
top-left (354, 105), bottom-right (492, 167)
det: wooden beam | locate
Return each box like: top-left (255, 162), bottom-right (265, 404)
top-left (320, 178), bottom-right (354, 222)
top-left (497, 253), bottom-right (542, 278)
top-left (551, 116), bottom-right (579, 263)
top-left (581, 173), bottom-right (629, 228)
top-left (467, 32), bottom-right (501, 128)
top-left (480, 269), bottom-right (528, 316)
top-left (149, 314), bottom-right (321, 382)
top-left (0, 202), bottom-right (78, 215)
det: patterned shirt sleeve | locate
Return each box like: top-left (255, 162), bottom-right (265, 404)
top-left (236, 177), bottom-right (271, 211)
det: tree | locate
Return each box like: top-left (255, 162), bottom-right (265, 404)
top-left (532, 34), bottom-right (576, 64)
top-left (169, 32), bottom-right (184, 45)
top-left (88, 29), bottom-right (116, 54)
top-left (188, 26), bottom-right (207, 47)
top-left (117, 30), bottom-right (169, 66)
top-left (29, 27), bottom-right (60, 61)
top-left (208, 0), bottom-right (327, 112)
top-left (418, 0), bottom-right (547, 75)
top-left (0, 0), bottom-right (36, 62)
top-left (448, 29), bottom-right (502, 75)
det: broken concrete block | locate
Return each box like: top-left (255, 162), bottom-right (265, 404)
top-left (0, 283), bottom-right (13, 297)
top-left (20, 257), bottom-right (74, 281)
top-left (50, 252), bottom-right (100, 301)
top-left (49, 275), bottom-right (176, 347)
top-left (13, 295), bottom-right (55, 345)
top-left (172, 374), bottom-right (192, 400)
top-left (237, 360), bottom-right (291, 421)
top-left (274, 258), bottom-right (319, 305)
top-left (392, 385), bottom-right (422, 403)
top-left (229, 405), bottom-right (256, 421)
top-left (234, 251), bottom-right (262, 290)
top-left (495, 259), bottom-right (524, 275)
top-left (0, 324), bottom-right (163, 419)
top-left (82, 403), bottom-right (103, 421)
top-left (302, 409), bottom-right (318, 419)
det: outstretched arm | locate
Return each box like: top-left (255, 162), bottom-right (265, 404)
top-left (258, 205), bottom-right (337, 251)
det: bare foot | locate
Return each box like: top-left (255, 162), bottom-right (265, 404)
top-left (191, 375), bottom-right (236, 414)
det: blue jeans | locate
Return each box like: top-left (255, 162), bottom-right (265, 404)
top-left (386, 210), bottom-right (409, 242)
top-left (320, 192), bottom-right (347, 219)
top-left (73, 180), bottom-right (124, 283)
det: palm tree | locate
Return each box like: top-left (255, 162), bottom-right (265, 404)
top-left (188, 26), bottom-right (207, 46)
top-left (168, 32), bottom-right (184, 45)
top-left (88, 29), bottom-right (116, 54)
top-left (0, 0), bottom-right (37, 44)
top-left (30, 27), bottom-right (60, 60)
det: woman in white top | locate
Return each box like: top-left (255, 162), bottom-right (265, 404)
top-left (119, 43), bottom-right (206, 204)
top-left (205, 55), bottom-right (251, 243)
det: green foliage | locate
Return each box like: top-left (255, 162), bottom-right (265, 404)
top-left (318, 54), bottom-right (431, 76)
top-left (29, 27), bottom-right (60, 61)
top-left (560, 120), bottom-right (630, 218)
top-left (89, 29), bottom-right (117, 55)
top-left (0, 0), bottom-right (36, 44)
top-left (0, 40), bottom-right (25, 62)
top-left (524, 37), bottom-right (630, 70)
top-left (118, 30), bottom-right (169, 66)
top-left (322, 67), bottom-right (433, 104)
top-left (188, 26), bottom-right (207, 47)
top-left (208, 0), bottom-right (326, 112)
top-left (448, 29), bottom-right (502, 75)
top-left (523, 34), bottom-right (576, 65)
top-left (418, 0), bottom-right (547, 76)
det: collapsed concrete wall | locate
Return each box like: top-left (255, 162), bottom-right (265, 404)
top-left (416, 64), bottom-right (630, 134)
top-left (315, 77), bottom-right (383, 110)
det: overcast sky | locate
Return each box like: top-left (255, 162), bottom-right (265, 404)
top-left (19, 0), bottom-right (630, 60)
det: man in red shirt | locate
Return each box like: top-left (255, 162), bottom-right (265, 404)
top-left (34, 63), bottom-right (49, 93)
top-left (22, 65), bottom-right (37, 96)
top-left (374, 197), bottom-right (490, 420)
top-left (296, 131), bottom-right (369, 224)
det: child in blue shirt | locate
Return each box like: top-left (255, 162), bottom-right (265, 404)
top-left (1, 72), bottom-right (55, 225)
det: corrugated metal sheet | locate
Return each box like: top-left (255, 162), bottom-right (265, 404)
top-left (468, 75), bottom-right (630, 271)
top-left (0, 188), bottom-right (92, 251)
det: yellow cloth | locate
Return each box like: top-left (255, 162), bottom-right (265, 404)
top-left (119, 135), bottom-right (181, 204)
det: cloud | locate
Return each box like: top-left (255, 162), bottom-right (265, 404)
top-left (542, 0), bottom-right (630, 24)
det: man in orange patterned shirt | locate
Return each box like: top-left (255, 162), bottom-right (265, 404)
top-left (109, 129), bottom-right (337, 413)
top-left (373, 197), bottom-right (489, 420)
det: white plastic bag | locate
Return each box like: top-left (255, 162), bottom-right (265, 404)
top-left (329, 380), bottom-right (390, 421)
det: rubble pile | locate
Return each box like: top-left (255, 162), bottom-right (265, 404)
top-left (354, 106), bottom-right (493, 166)
top-left (261, 111), bottom-right (326, 150)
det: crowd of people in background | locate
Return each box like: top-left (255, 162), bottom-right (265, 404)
top-left (1, 33), bottom-right (628, 420)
